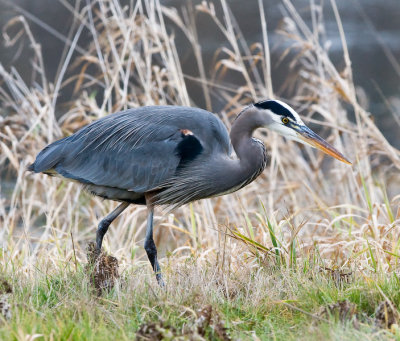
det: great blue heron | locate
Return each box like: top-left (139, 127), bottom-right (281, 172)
top-left (28, 100), bottom-right (351, 285)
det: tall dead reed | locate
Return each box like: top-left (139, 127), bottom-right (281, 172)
top-left (0, 0), bottom-right (399, 282)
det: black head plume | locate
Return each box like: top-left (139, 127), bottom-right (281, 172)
top-left (254, 100), bottom-right (296, 120)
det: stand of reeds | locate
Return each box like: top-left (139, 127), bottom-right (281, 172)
top-left (0, 0), bottom-right (399, 339)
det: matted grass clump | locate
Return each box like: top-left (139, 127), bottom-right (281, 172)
top-left (0, 0), bottom-right (399, 339)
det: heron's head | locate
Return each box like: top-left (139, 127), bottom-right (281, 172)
top-left (254, 99), bottom-right (351, 165)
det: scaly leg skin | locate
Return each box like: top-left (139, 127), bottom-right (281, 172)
top-left (96, 202), bottom-right (130, 252)
top-left (144, 207), bottom-right (165, 287)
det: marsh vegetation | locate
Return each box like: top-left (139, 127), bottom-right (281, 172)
top-left (0, 0), bottom-right (399, 339)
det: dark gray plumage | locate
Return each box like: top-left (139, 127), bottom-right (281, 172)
top-left (30, 106), bottom-right (234, 205)
top-left (28, 100), bottom-right (351, 285)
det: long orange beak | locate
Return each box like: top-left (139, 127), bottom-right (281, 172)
top-left (295, 124), bottom-right (352, 165)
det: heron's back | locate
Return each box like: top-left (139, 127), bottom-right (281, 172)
top-left (28, 106), bottom-right (231, 204)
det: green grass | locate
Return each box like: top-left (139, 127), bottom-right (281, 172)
top-left (1, 0), bottom-right (399, 339)
top-left (1, 261), bottom-right (399, 340)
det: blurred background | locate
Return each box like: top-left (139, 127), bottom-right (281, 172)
top-left (0, 0), bottom-right (399, 147)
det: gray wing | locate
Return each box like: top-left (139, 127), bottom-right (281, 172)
top-left (28, 106), bottom-right (226, 193)
top-left (56, 131), bottom-right (183, 192)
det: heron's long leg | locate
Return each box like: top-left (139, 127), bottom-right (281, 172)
top-left (144, 207), bottom-right (164, 286)
top-left (96, 202), bottom-right (130, 251)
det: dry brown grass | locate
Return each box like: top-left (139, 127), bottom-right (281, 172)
top-left (0, 0), bottom-right (399, 338)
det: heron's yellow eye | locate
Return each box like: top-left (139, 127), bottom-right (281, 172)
top-left (282, 117), bottom-right (289, 124)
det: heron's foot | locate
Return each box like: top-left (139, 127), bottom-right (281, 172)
top-left (96, 238), bottom-right (104, 254)
top-left (95, 246), bottom-right (102, 257)
top-left (156, 272), bottom-right (165, 288)
top-left (144, 237), bottom-right (165, 287)
top-left (153, 261), bottom-right (165, 288)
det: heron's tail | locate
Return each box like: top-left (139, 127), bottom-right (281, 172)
top-left (28, 138), bottom-right (67, 173)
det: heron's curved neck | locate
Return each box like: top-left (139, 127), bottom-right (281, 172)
top-left (229, 106), bottom-right (267, 183)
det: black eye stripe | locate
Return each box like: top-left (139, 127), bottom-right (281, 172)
top-left (254, 100), bottom-right (296, 121)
